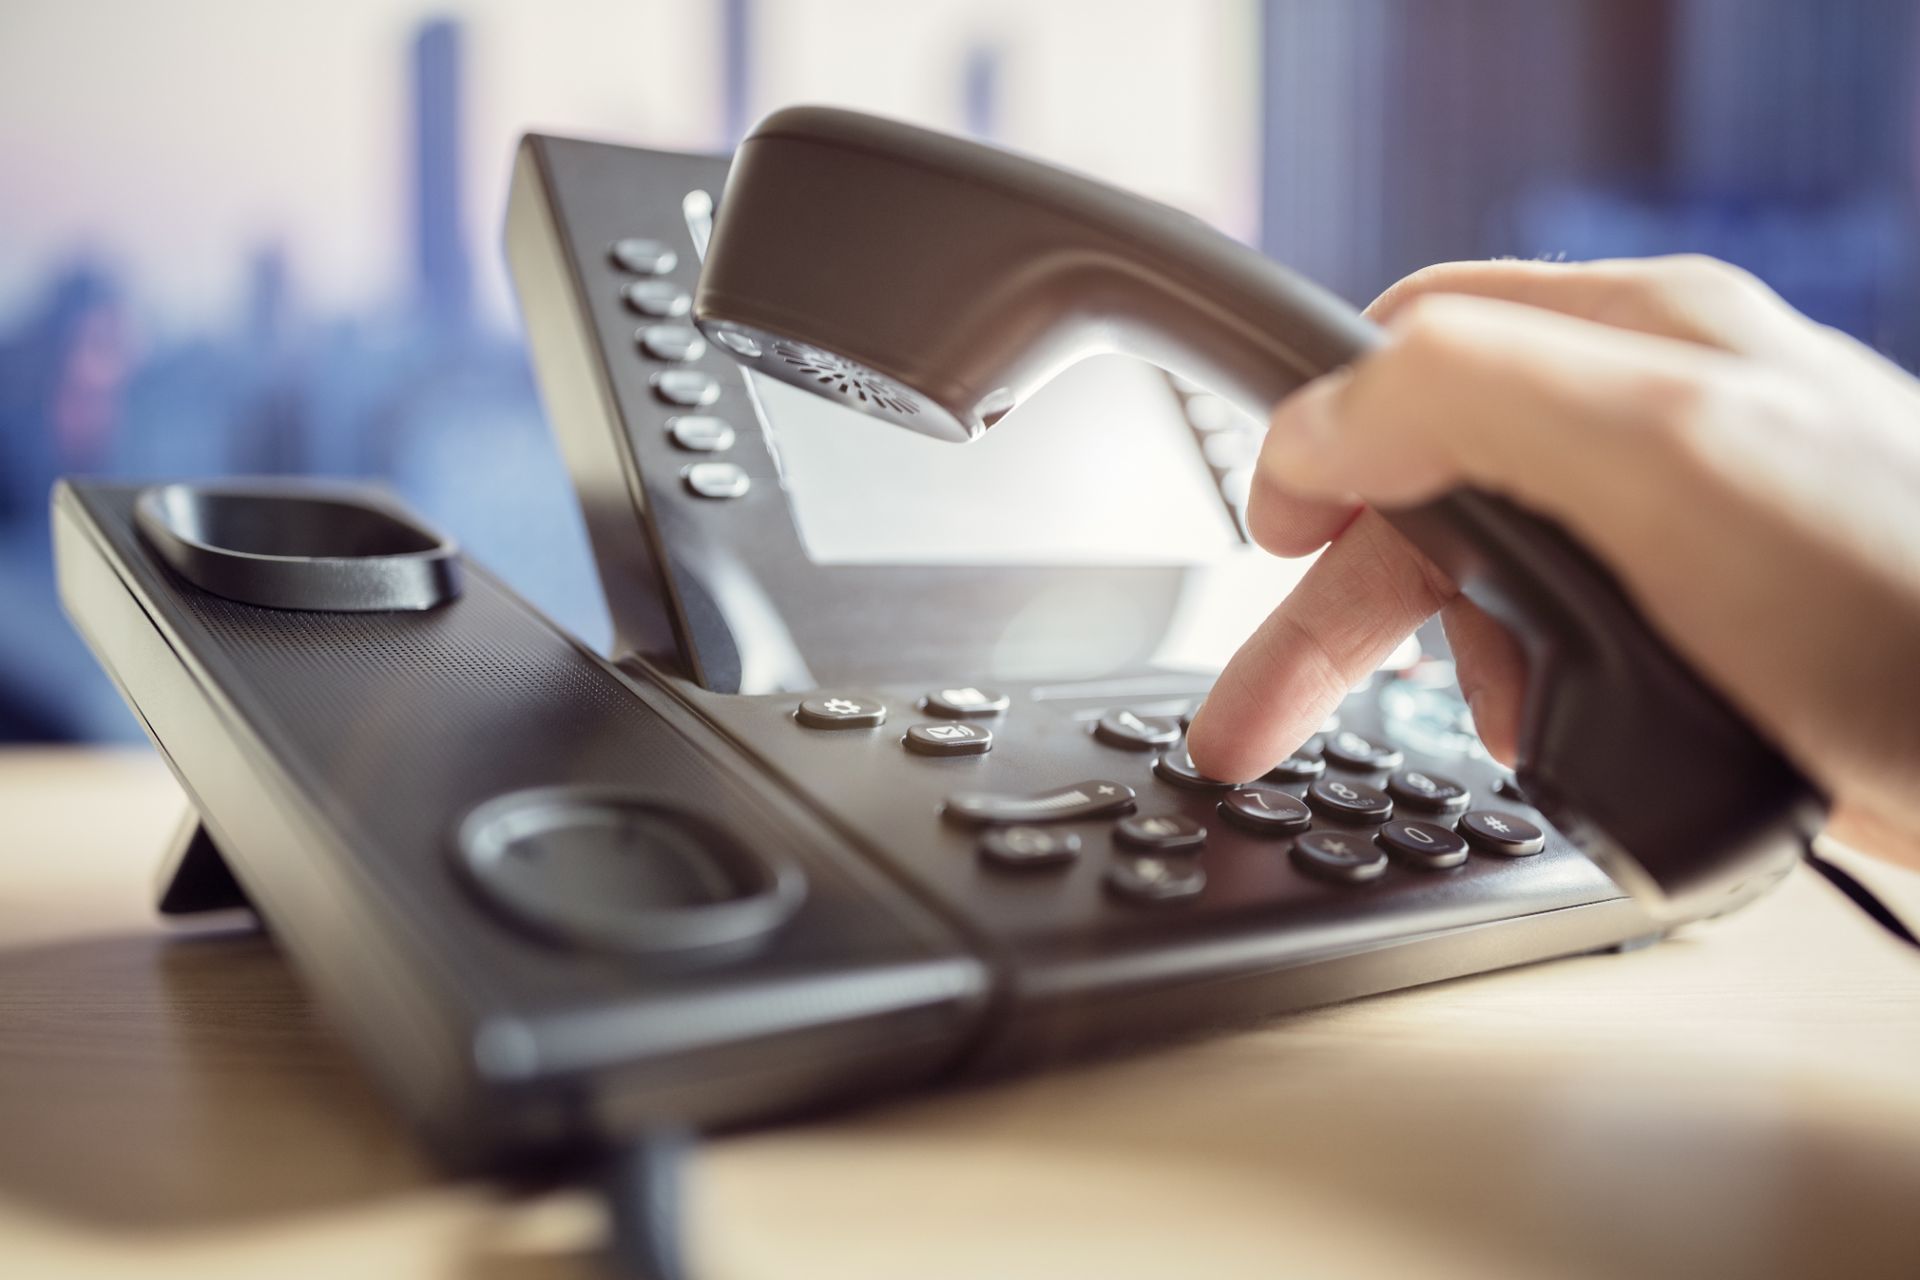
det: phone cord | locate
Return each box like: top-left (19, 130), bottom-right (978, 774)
top-left (1803, 843), bottom-right (1920, 951)
top-left (604, 1129), bottom-right (692, 1280)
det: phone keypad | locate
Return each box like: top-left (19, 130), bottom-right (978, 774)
top-left (1387, 768), bottom-right (1471, 813)
top-left (1324, 730), bottom-right (1404, 772)
top-left (1106, 853), bottom-right (1207, 904)
top-left (1459, 810), bottom-right (1546, 856)
top-left (1307, 777), bottom-right (1394, 823)
top-left (1377, 819), bottom-right (1470, 869)
top-left (1093, 709), bottom-right (1182, 751)
top-left (1291, 830), bottom-right (1390, 883)
top-left (1218, 785), bottom-right (1312, 835)
top-left (1114, 812), bottom-right (1207, 853)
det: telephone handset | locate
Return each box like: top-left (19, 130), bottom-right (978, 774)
top-left (692, 106), bottom-right (1824, 917)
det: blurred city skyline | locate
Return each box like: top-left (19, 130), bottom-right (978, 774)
top-left (0, 0), bottom-right (1915, 741)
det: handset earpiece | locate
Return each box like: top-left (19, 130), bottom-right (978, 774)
top-left (694, 105), bottom-right (1823, 919)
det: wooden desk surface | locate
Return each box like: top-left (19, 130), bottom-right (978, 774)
top-left (3, 746), bottom-right (1917, 1279)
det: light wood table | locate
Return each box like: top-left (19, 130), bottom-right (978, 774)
top-left (3, 746), bottom-right (1917, 1279)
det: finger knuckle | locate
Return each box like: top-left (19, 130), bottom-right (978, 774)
top-left (1630, 362), bottom-right (1809, 467)
top-left (1386, 294), bottom-right (1478, 363)
top-left (1648, 253), bottom-right (1775, 307)
top-left (1370, 262), bottom-right (1468, 317)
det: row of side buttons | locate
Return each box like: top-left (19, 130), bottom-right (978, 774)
top-left (609, 236), bottom-right (752, 501)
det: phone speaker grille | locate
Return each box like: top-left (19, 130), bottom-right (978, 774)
top-left (771, 341), bottom-right (920, 416)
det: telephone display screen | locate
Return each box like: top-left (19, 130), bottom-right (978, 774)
top-left (750, 354), bottom-right (1245, 566)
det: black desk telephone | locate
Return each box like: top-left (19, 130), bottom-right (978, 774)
top-left (54, 107), bottom-right (1823, 1260)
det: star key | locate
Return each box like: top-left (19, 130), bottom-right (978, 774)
top-left (1291, 829), bottom-right (1390, 884)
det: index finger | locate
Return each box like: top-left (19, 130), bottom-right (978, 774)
top-left (1184, 507), bottom-right (1451, 782)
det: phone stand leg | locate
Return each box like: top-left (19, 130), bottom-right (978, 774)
top-left (154, 807), bottom-right (255, 917)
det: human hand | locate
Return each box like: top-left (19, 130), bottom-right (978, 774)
top-left (1183, 256), bottom-right (1920, 869)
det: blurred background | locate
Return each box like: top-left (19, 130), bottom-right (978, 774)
top-left (2, 0), bottom-right (1915, 741)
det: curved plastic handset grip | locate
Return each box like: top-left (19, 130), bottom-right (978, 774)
top-left (695, 106), bottom-right (1824, 918)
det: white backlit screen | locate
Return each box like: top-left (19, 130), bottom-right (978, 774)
top-left (751, 354), bottom-right (1243, 565)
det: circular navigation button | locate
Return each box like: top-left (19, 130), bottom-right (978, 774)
top-left (1377, 820), bottom-right (1469, 870)
top-left (623, 279), bottom-right (691, 317)
top-left (668, 415), bottom-right (736, 452)
top-left (1291, 830), bottom-right (1389, 884)
top-left (1219, 785), bottom-right (1311, 836)
top-left (1387, 769), bottom-right (1471, 813)
top-left (905, 721), bottom-right (993, 757)
top-left (923, 686), bottom-right (1010, 718)
top-left (1094, 709), bottom-right (1182, 751)
top-left (1307, 777), bottom-right (1393, 823)
top-left (1114, 813), bottom-right (1206, 853)
top-left (979, 826), bottom-right (1080, 870)
top-left (1324, 730), bottom-right (1404, 772)
top-left (652, 370), bottom-right (720, 407)
top-left (1153, 748), bottom-right (1234, 790)
top-left (610, 237), bottom-right (677, 275)
top-left (639, 324), bottom-right (707, 362)
top-left (1264, 736), bottom-right (1326, 782)
top-left (1106, 853), bottom-right (1206, 905)
top-left (683, 462), bottom-right (749, 499)
top-left (795, 695), bottom-right (886, 730)
top-left (1459, 810), bottom-right (1546, 856)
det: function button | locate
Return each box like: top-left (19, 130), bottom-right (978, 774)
top-left (1106, 853), bottom-right (1207, 905)
top-left (1307, 777), bottom-right (1393, 824)
top-left (1218, 467), bottom-right (1254, 508)
top-left (1093, 709), bottom-right (1182, 751)
top-left (795, 694), bottom-right (886, 730)
top-left (683, 462), bottom-right (750, 499)
top-left (1114, 813), bottom-right (1206, 853)
top-left (652, 369), bottom-right (721, 407)
top-left (638, 324), bottom-right (708, 362)
top-left (945, 780), bottom-right (1134, 827)
top-left (1185, 393), bottom-right (1241, 433)
top-left (923, 686), bottom-right (1010, 718)
top-left (623, 279), bottom-right (692, 317)
top-left (610, 237), bottom-right (678, 275)
top-left (1218, 785), bottom-right (1311, 836)
top-left (1459, 810), bottom-right (1546, 857)
top-left (1387, 769), bottom-right (1471, 813)
top-left (1202, 431), bottom-right (1260, 470)
top-left (1153, 748), bottom-right (1234, 791)
top-left (1377, 820), bottom-right (1469, 870)
top-left (1264, 736), bottom-right (1326, 782)
top-left (1324, 730), bottom-right (1404, 772)
top-left (978, 826), bottom-right (1080, 870)
top-left (668, 415), bottom-right (736, 452)
top-left (905, 721), bottom-right (993, 757)
top-left (1291, 830), bottom-right (1389, 884)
